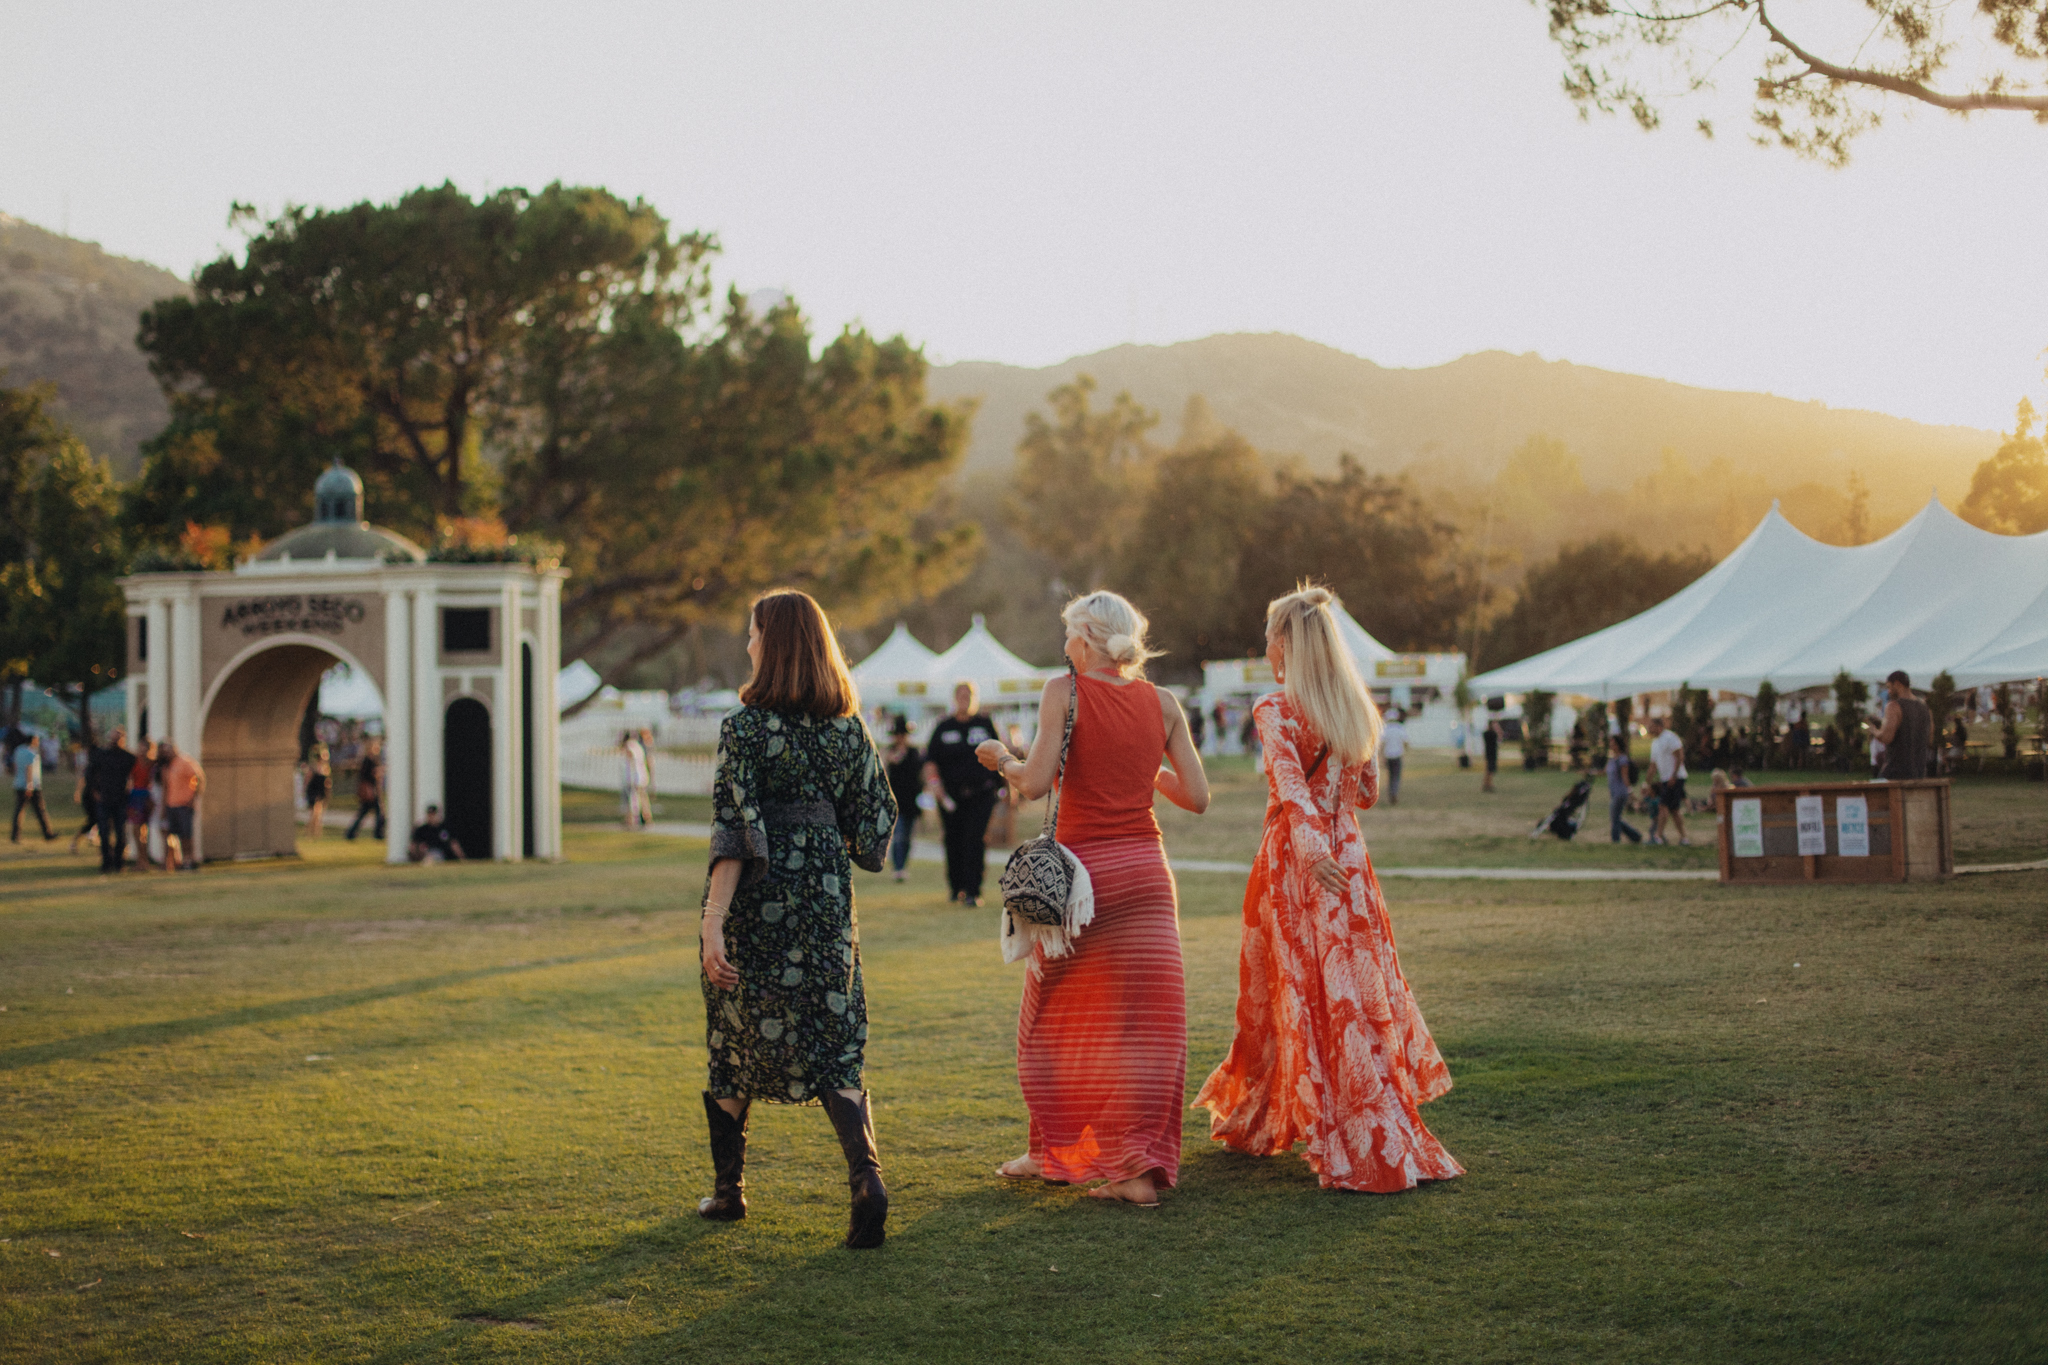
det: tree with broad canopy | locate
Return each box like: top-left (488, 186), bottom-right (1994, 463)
top-left (130, 184), bottom-right (977, 707)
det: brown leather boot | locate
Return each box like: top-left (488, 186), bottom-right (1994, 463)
top-left (819, 1088), bottom-right (887, 1249)
top-left (698, 1092), bottom-right (749, 1221)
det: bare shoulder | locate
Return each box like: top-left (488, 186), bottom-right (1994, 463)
top-left (1154, 683), bottom-right (1182, 724)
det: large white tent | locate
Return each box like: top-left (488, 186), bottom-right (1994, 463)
top-left (926, 613), bottom-right (1058, 703)
top-left (1469, 498), bottom-right (2048, 698)
top-left (850, 622), bottom-right (940, 705)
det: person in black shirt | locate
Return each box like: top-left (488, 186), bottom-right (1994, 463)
top-left (882, 716), bottom-right (923, 882)
top-left (84, 728), bottom-right (135, 873)
top-left (407, 804), bottom-right (465, 862)
top-left (923, 682), bottom-right (1001, 904)
top-left (1481, 717), bottom-right (1501, 793)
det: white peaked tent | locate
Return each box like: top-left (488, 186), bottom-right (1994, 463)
top-left (1469, 498), bottom-right (2048, 698)
top-left (850, 623), bottom-right (940, 704)
top-left (1202, 605), bottom-right (1400, 696)
top-left (1334, 605), bottom-right (1398, 670)
top-left (926, 614), bottom-right (1058, 702)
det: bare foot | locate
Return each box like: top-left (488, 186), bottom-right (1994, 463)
top-left (1087, 1176), bottom-right (1159, 1207)
top-left (996, 1154), bottom-right (1043, 1180)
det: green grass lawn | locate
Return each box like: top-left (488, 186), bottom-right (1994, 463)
top-left (2, 763), bottom-right (2043, 1362)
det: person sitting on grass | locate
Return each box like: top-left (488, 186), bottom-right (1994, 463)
top-left (407, 805), bottom-right (464, 862)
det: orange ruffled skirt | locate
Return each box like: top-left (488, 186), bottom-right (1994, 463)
top-left (1196, 833), bottom-right (1463, 1193)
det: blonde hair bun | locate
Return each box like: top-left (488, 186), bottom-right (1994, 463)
top-left (1059, 591), bottom-right (1160, 677)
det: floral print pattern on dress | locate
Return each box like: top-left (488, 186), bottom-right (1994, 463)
top-left (703, 707), bottom-right (896, 1103)
top-left (1195, 691), bottom-right (1464, 1192)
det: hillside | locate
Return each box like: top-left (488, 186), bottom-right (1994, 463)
top-left (928, 333), bottom-right (1999, 523)
top-left (0, 213), bottom-right (187, 473)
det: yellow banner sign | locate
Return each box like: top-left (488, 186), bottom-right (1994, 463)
top-left (1374, 656), bottom-right (1428, 679)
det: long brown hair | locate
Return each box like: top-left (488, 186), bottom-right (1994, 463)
top-left (740, 589), bottom-right (860, 718)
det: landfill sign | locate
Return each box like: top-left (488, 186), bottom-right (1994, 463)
top-left (1795, 794), bottom-right (1827, 856)
top-left (1836, 795), bottom-right (1870, 857)
top-left (1731, 798), bottom-right (1763, 858)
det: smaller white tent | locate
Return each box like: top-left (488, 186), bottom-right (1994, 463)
top-left (926, 614), bottom-right (1057, 703)
top-left (1334, 606), bottom-right (1398, 670)
top-left (1469, 497), bottom-right (2048, 698)
top-left (1203, 605), bottom-right (1398, 696)
top-left (558, 659), bottom-right (603, 710)
top-left (851, 623), bottom-right (940, 704)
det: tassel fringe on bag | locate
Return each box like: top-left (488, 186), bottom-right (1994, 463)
top-left (998, 663), bottom-right (1096, 967)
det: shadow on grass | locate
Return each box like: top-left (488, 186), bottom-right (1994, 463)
top-left (357, 1161), bottom-right (1436, 1365)
top-left (0, 940), bottom-right (671, 1073)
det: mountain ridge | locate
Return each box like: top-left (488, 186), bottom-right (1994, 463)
top-left (0, 216), bottom-right (2002, 517)
top-left (0, 213), bottom-right (188, 471)
top-left (927, 332), bottom-right (1998, 519)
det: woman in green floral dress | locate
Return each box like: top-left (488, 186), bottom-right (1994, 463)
top-left (696, 590), bottom-right (897, 1249)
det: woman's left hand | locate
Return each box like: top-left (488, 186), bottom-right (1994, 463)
top-left (974, 740), bottom-right (1010, 772)
top-left (1309, 856), bottom-right (1347, 895)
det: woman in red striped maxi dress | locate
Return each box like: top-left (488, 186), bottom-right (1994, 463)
top-left (975, 591), bottom-right (1210, 1207)
top-left (1196, 585), bottom-right (1463, 1193)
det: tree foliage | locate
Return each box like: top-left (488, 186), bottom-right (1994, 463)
top-left (532, 294), bottom-right (979, 695)
top-left (0, 382), bottom-right (128, 739)
top-left (0, 381), bottom-right (60, 692)
top-left (1117, 409), bottom-right (1268, 666)
top-left (1832, 669), bottom-right (1872, 758)
top-left (1234, 456), bottom-right (1475, 656)
top-left (1752, 679), bottom-right (1779, 767)
top-left (1959, 398), bottom-right (2048, 535)
top-left (1543, 0), bottom-right (2048, 165)
top-left (1478, 534), bottom-right (1714, 671)
top-left (1009, 375), bottom-right (1160, 596)
top-left (133, 183), bottom-right (709, 541)
top-left (1008, 389), bottom-right (1479, 675)
top-left (128, 183), bottom-right (976, 700)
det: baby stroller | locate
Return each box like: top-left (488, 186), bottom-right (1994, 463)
top-left (1531, 776), bottom-right (1593, 841)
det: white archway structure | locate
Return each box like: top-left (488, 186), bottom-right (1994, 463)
top-left (120, 462), bottom-right (564, 864)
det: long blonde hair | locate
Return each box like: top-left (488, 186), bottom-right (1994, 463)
top-left (1061, 590), bottom-right (1161, 677)
top-left (1266, 585), bottom-right (1381, 767)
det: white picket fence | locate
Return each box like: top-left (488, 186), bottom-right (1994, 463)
top-left (559, 745), bottom-right (717, 796)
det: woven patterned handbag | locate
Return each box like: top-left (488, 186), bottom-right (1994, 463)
top-left (998, 663), bottom-right (1078, 927)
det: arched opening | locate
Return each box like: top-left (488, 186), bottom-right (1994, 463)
top-left (443, 697), bottom-right (493, 859)
top-left (199, 642), bottom-right (349, 860)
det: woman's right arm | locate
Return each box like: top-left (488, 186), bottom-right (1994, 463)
top-left (701, 857), bottom-right (742, 989)
top-left (1258, 701), bottom-right (1347, 895)
top-left (1154, 688), bottom-right (1210, 813)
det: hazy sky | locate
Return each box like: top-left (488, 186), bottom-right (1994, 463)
top-left (6, 0), bottom-right (2044, 432)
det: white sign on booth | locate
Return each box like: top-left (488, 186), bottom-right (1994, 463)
top-left (1795, 795), bottom-right (1827, 856)
top-left (1836, 796), bottom-right (1870, 858)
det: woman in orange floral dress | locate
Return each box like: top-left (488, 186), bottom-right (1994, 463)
top-left (1196, 585), bottom-right (1463, 1193)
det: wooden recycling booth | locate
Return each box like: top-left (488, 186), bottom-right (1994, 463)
top-left (1715, 780), bottom-right (1952, 884)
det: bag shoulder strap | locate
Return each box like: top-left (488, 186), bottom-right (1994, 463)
top-left (1040, 663), bottom-right (1079, 839)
